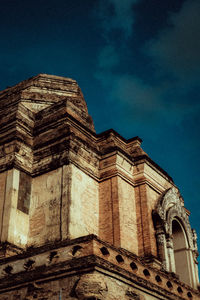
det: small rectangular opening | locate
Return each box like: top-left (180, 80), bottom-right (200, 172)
top-left (17, 172), bottom-right (31, 214)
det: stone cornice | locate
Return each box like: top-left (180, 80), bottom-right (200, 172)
top-left (0, 74), bottom-right (174, 185)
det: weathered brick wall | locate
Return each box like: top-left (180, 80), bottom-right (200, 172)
top-left (0, 172), bottom-right (7, 242)
top-left (117, 176), bottom-right (138, 254)
top-left (69, 164), bottom-right (99, 238)
top-left (0, 75), bottom-right (198, 298)
top-left (0, 169), bottom-right (29, 248)
top-left (99, 179), bottom-right (114, 244)
top-left (99, 176), bottom-right (138, 255)
top-left (29, 168), bottom-right (62, 246)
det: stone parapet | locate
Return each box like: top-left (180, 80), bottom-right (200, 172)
top-left (0, 235), bottom-right (199, 299)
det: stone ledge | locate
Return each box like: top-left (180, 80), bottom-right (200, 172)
top-left (0, 235), bottom-right (199, 299)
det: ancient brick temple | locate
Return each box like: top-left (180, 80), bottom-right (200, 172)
top-left (0, 74), bottom-right (199, 299)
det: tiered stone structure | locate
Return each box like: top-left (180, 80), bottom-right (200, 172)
top-left (0, 74), bottom-right (199, 299)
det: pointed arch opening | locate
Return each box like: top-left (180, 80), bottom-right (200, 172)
top-left (153, 188), bottom-right (199, 288)
top-left (172, 219), bottom-right (190, 285)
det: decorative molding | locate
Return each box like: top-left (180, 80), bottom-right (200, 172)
top-left (154, 187), bottom-right (195, 250)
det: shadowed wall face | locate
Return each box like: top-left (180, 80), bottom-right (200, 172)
top-left (18, 172), bottom-right (31, 214)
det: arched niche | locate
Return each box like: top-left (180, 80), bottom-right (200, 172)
top-left (172, 219), bottom-right (190, 285)
top-left (152, 187), bottom-right (199, 288)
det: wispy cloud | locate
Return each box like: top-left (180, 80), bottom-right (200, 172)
top-left (97, 45), bottom-right (119, 70)
top-left (94, 0), bottom-right (139, 81)
top-left (95, 0), bottom-right (200, 130)
top-left (147, 0), bottom-right (200, 82)
top-left (95, 0), bottom-right (139, 38)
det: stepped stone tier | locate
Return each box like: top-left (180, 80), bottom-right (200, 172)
top-left (0, 74), bottom-right (199, 299)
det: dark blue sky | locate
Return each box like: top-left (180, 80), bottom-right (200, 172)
top-left (0, 0), bottom-right (200, 260)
